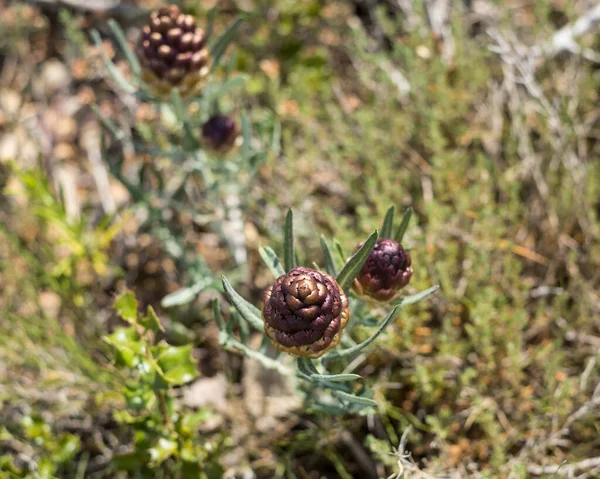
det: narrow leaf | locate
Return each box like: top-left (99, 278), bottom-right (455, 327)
top-left (311, 373), bottom-right (362, 382)
top-left (284, 209), bottom-right (296, 272)
top-left (224, 336), bottom-right (291, 375)
top-left (221, 276), bottom-right (263, 331)
top-left (210, 16), bottom-right (243, 70)
top-left (333, 390), bottom-right (377, 407)
top-left (327, 306), bottom-right (401, 360)
top-left (107, 19), bottom-right (141, 78)
top-left (336, 231), bottom-right (378, 291)
top-left (397, 285), bottom-right (439, 306)
top-left (259, 246), bottom-right (285, 278)
top-left (212, 299), bottom-right (225, 330)
top-left (381, 205), bottom-right (395, 239)
top-left (395, 207), bottom-right (413, 243)
top-left (333, 239), bottom-right (346, 267)
top-left (320, 236), bottom-right (338, 276)
top-left (297, 357), bottom-right (319, 376)
top-left (161, 279), bottom-right (213, 308)
top-left (240, 111), bottom-right (252, 157)
top-left (90, 30), bottom-right (136, 94)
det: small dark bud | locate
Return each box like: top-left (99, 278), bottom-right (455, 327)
top-left (354, 238), bottom-right (413, 302)
top-left (263, 266), bottom-right (350, 358)
top-left (201, 115), bottom-right (238, 153)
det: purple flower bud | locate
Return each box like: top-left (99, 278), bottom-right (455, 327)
top-left (136, 5), bottom-right (210, 98)
top-left (201, 115), bottom-right (238, 153)
top-left (263, 266), bottom-right (350, 358)
top-left (354, 238), bottom-right (413, 302)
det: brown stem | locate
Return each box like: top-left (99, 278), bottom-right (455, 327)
top-left (157, 390), bottom-right (171, 429)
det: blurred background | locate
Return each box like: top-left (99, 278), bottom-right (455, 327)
top-left (0, 0), bottom-right (599, 477)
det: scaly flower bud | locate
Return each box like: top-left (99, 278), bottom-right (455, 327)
top-left (263, 266), bottom-right (350, 358)
top-left (136, 5), bottom-right (210, 98)
top-left (354, 238), bottom-right (413, 302)
top-left (201, 114), bottom-right (238, 153)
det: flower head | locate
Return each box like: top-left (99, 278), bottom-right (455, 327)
top-left (201, 115), bottom-right (238, 153)
top-left (263, 266), bottom-right (350, 358)
top-left (354, 238), bottom-right (413, 302)
top-left (136, 5), bottom-right (210, 98)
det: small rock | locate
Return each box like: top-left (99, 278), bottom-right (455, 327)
top-left (40, 60), bottom-right (70, 95)
top-left (182, 374), bottom-right (228, 411)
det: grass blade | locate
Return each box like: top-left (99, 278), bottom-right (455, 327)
top-left (320, 236), bottom-right (339, 276)
top-left (107, 19), bottom-right (141, 78)
top-left (381, 205), bottom-right (395, 239)
top-left (336, 231), bottom-right (378, 291)
top-left (259, 246), bottom-right (285, 278)
top-left (241, 110), bottom-right (252, 157)
top-left (395, 207), bottom-right (413, 244)
top-left (221, 276), bottom-right (263, 331)
top-left (284, 209), bottom-right (296, 272)
top-left (90, 29), bottom-right (136, 94)
top-left (210, 16), bottom-right (243, 70)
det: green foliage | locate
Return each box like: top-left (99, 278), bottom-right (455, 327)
top-left (219, 209), bottom-right (437, 415)
top-left (104, 292), bottom-right (223, 476)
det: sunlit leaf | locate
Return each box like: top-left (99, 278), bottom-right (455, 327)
top-left (221, 276), bottom-right (263, 331)
top-left (336, 231), bottom-right (378, 291)
top-left (381, 205), bottom-right (395, 239)
top-left (114, 291), bottom-right (138, 324)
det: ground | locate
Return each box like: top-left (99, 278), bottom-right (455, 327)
top-left (0, 0), bottom-right (599, 478)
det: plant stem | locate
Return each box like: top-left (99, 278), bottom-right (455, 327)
top-left (157, 390), bottom-right (171, 429)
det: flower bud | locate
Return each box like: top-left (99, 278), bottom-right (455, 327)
top-left (263, 266), bottom-right (350, 358)
top-left (201, 114), bottom-right (238, 153)
top-left (136, 5), bottom-right (210, 98)
top-left (354, 238), bottom-right (413, 302)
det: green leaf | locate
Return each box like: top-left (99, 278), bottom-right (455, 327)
top-left (395, 207), bottom-right (413, 243)
top-left (297, 357), bottom-right (319, 376)
top-left (320, 236), bottom-right (338, 276)
top-left (114, 291), bottom-right (138, 324)
top-left (311, 373), bottom-right (362, 382)
top-left (149, 437), bottom-right (178, 465)
top-left (155, 344), bottom-right (198, 386)
top-left (170, 89), bottom-right (199, 147)
top-left (212, 298), bottom-right (225, 330)
top-left (284, 209), bottom-right (296, 272)
top-left (397, 285), bottom-right (439, 306)
top-left (333, 390), bottom-right (377, 407)
top-left (221, 276), bottom-right (263, 331)
top-left (259, 246), bottom-right (286, 278)
top-left (90, 29), bottom-right (136, 94)
top-left (326, 306), bottom-right (401, 360)
top-left (54, 434), bottom-right (80, 463)
top-left (140, 306), bottom-right (164, 333)
top-left (210, 16), bottom-right (243, 70)
top-left (179, 409), bottom-right (214, 434)
top-left (381, 205), bottom-right (395, 239)
top-left (240, 110), bottom-right (252, 157)
top-left (112, 452), bottom-right (150, 471)
top-left (107, 19), bottom-right (141, 78)
top-left (103, 327), bottom-right (142, 367)
top-left (161, 278), bottom-right (214, 308)
top-left (336, 231), bottom-right (378, 291)
top-left (222, 336), bottom-right (291, 375)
